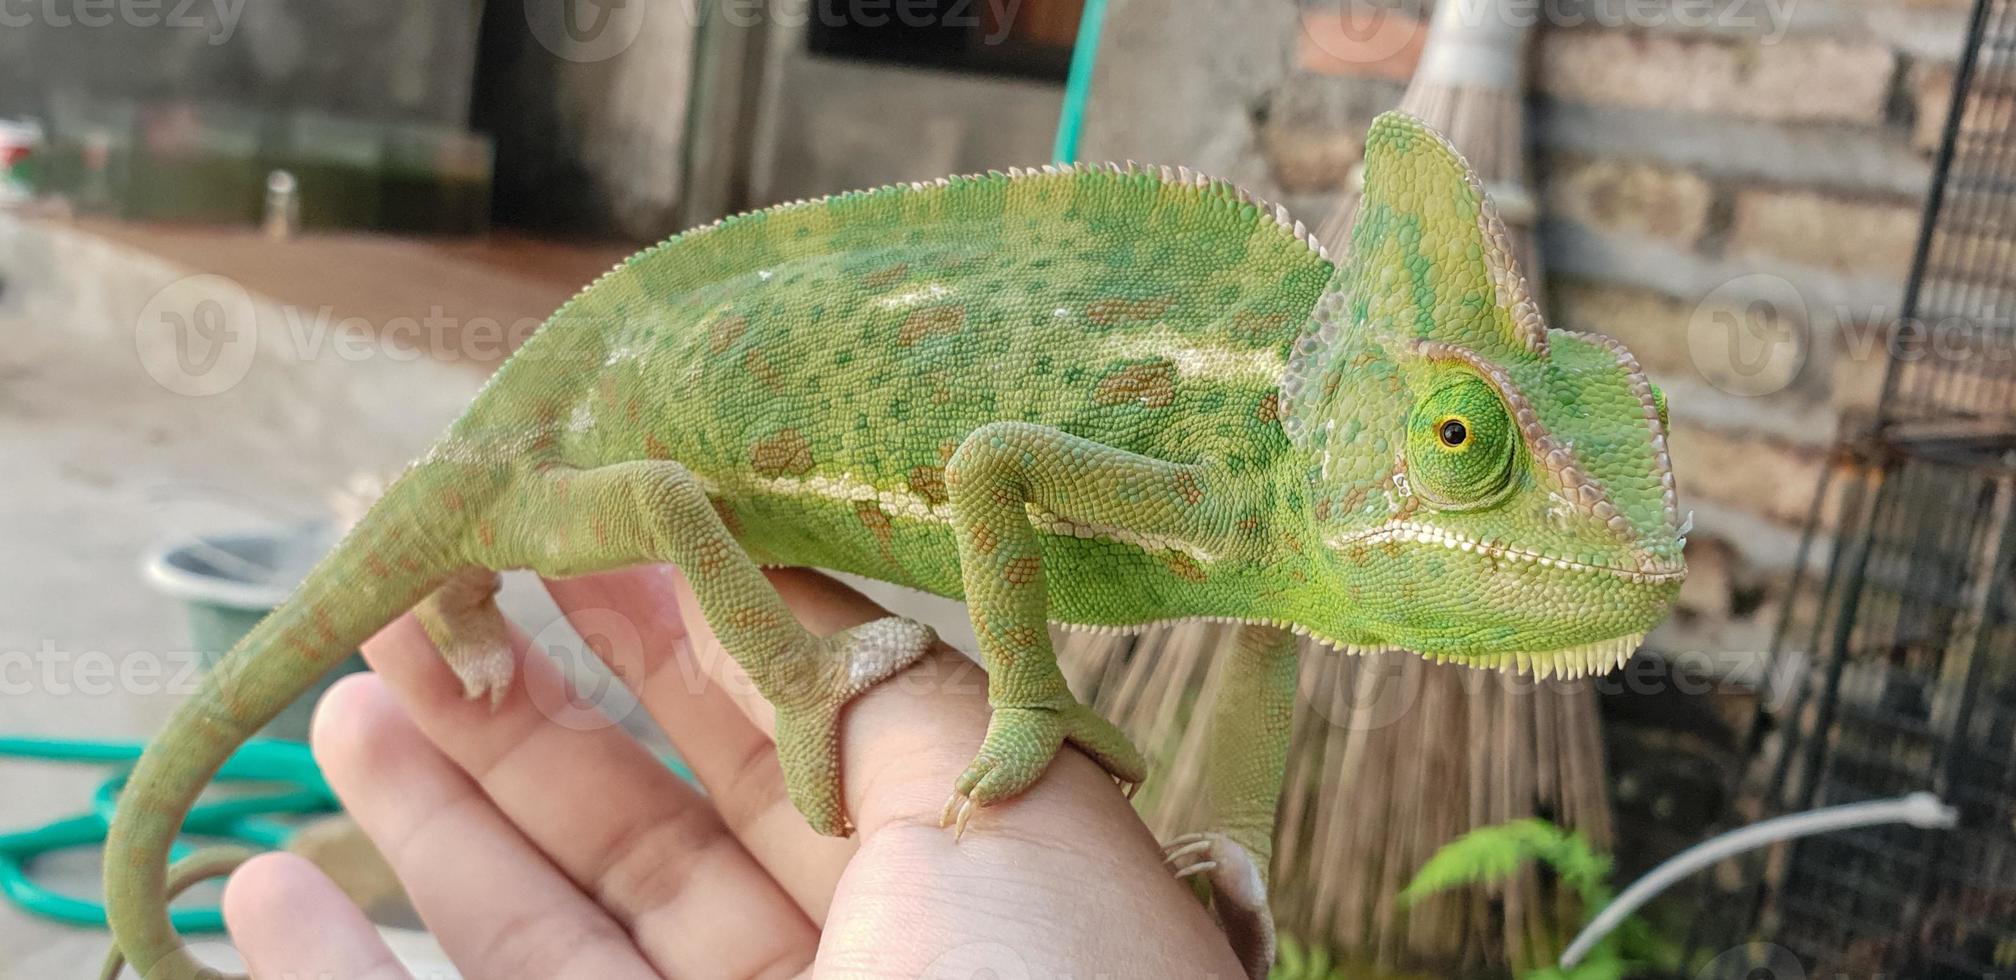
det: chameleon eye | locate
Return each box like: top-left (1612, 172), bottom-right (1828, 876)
top-left (1406, 377), bottom-right (1518, 510)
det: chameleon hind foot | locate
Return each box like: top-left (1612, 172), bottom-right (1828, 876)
top-left (416, 569), bottom-right (515, 707)
top-left (771, 616), bottom-right (937, 837)
top-left (940, 701), bottom-right (1146, 838)
top-left (1162, 831), bottom-right (1275, 980)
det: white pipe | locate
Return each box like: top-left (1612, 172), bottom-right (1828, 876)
top-left (1558, 792), bottom-right (1958, 969)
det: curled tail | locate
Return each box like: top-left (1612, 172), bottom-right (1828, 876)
top-left (103, 467), bottom-right (471, 980)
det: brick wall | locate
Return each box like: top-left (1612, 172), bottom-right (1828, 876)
top-left (1084, 0), bottom-right (1971, 662)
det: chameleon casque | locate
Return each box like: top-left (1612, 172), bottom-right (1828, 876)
top-left (102, 112), bottom-right (1684, 979)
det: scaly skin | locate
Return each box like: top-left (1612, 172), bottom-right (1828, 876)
top-left (101, 113), bottom-right (1682, 980)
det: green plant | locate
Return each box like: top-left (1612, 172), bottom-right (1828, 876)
top-left (1269, 933), bottom-right (1348, 980)
top-left (1399, 819), bottom-right (1656, 980)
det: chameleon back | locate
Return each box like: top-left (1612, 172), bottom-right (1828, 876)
top-left (456, 165), bottom-right (1336, 607)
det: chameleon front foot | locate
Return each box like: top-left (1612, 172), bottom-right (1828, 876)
top-left (416, 569), bottom-right (515, 707)
top-left (1162, 832), bottom-right (1275, 980)
top-left (771, 616), bottom-right (937, 837)
top-left (940, 701), bottom-right (1146, 838)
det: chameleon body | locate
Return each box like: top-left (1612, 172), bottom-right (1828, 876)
top-left (102, 114), bottom-right (1683, 979)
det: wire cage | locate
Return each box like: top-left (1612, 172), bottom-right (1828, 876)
top-left (1688, 0), bottom-right (2016, 972)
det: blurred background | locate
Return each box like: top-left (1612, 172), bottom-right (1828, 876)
top-left (1, 0), bottom-right (2011, 977)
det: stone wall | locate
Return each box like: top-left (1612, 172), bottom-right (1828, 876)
top-left (1082, 0), bottom-right (1968, 661)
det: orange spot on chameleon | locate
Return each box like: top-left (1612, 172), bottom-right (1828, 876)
top-left (707, 313), bottom-right (748, 354)
top-left (744, 348), bottom-right (783, 389)
top-left (898, 304), bottom-right (966, 346)
top-left (907, 464), bottom-right (949, 506)
top-left (1232, 310), bottom-right (1294, 338)
top-left (970, 524), bottom-right (999, 556)
top-left (1163, 552), bottom-right (1208, 582)
top-left (312, 604), bottom-right (338, 644)
top-left (1086, 295), bottom-right (1176, 326)
top-left (1093, 360), bottom-right (1178, 409)
top-left (749, 428), bottom-right (815, 477)
top-left (1002, 555), bottom-right (1040, 586)
top-left (855, 501), bottom-right (895, 543)
top-left (862, 262), bottom-right (910, 290)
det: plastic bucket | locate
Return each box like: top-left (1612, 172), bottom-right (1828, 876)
top-left (143, 528), bottom-right (366, 741)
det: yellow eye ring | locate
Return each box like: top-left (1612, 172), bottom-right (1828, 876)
top-left (1434, 414), bottom-right (1472, 452)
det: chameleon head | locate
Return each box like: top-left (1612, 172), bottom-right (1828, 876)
top-left (1281, 112), bottom-right (1685, 676)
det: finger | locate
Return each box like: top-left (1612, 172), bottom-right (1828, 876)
top-left (310, 673), bottom-right (661, 980)
top-left (541, 566), bottom-right (858, 917)
top-left (354, 614), bottom-right (820, 976)
top-left (647, 568), bottom-right (1244, 975)
top-left (224, 852), bottom-right (410, 980)
top-left (652, 566), bottom-right (1008, 842)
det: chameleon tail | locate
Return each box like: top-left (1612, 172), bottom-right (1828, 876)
top-left (96, 845), bottom-right (257, 980)
top-left (102, 467), bottom-right (469, 980)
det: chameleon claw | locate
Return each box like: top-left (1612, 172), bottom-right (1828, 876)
top-left (1161, 831), bottom-right (1208, 854)
top-left (1173, 859), bottom-right (1219, 878)
top-left (940, 793), bottom-right (978, 840)
top-left (1163, 838), bottom-right (1214, 865)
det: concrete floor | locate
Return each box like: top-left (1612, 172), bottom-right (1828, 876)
top-left (0, 216), bottom-right (509, 974)
top-left (0, 309), bottom-right (503, 975)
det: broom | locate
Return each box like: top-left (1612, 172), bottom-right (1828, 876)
top-left (1062, 1), bottom-right (1612, 974)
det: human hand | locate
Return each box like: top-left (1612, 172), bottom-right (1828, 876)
top-left (222, 564), bottom-right (1245, 978)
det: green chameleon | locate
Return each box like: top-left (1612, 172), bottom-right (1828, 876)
top-left (102, 112), bottom-right (1683, 979)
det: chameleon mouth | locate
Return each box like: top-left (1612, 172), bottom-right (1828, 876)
top-left (1420, 633), bottom-right (1647, 679)
top-left (1325, 520), bottom-right (1685, 585)
top-left (1057, 618), bottom-right (1648, 678)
